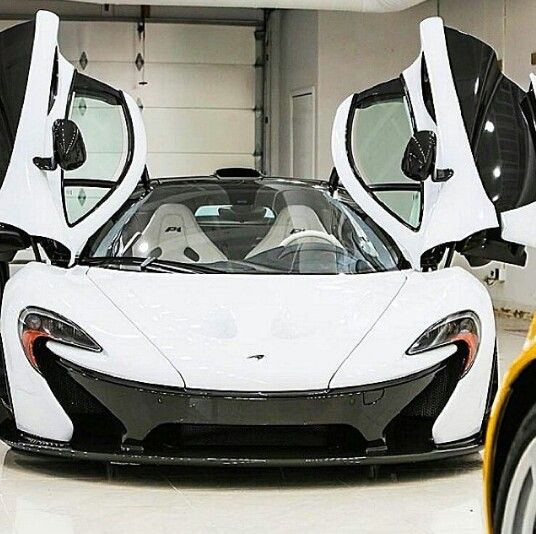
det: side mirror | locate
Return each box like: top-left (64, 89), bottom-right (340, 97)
top-left (401, 130), bottom-right (436, 182)
top-left (53, 119), bottom-right (87, 171)
top-left (0, 226), bottom-right (31, 262)
top-left (33, 119), bottom-right (87, 172)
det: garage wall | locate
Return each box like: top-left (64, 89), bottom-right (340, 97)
top-left (268, 10), bottom-right (318, 177)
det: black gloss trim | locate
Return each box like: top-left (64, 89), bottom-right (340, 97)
top-left (63, 179), bottom-right (117, 188)
top-left (0, 20), bottom-right (35, 189)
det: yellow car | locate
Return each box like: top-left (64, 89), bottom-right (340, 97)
top-left (485, 315), bottom-right (536, 533)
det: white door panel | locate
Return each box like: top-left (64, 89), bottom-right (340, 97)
top-left (141, 63), bottom-right (256, 109)
top-left (0, 13), bottom-right (69, 245)
top-left (147, 153), bottom-right (255, 177)
top-left (145, 23), bottom-right (255, 65)
top-left (59, 21), bottom-right (139, 63)
top-left (144, 108), bottom-right (255, 154)
top-left (417, 18), bottom-right (498, 245)
top-left (0, 12), bottom-right (147, 259)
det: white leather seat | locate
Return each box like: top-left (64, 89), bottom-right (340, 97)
top-left (132, 204), bottom-right (227, 264)
top-left (246, 204), bottom-right (330, 259)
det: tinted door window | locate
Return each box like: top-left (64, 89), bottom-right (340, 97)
top-left (349, 96), bottom-right (421, 228)
top-left (63, 73), bottom-right (132, 225)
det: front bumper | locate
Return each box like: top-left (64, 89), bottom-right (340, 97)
top-left (0, 353), bottom-right (486, 466)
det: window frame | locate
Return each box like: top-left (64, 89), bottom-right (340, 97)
top-left (61, 71), bottom-right (135, 228)
top-left (344, 77), bottom-right (424, 232)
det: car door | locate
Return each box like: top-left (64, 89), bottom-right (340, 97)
top-left (0, 11), bottom-right (146, 262)
top-left (332, 16), bottom-right (536, 269)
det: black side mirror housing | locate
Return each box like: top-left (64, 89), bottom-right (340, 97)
top-left (401, 130), bottom-right (436, 182)
top-left (53, 119), bottom-right (87, 171)
top-left (33, 119), bottom-right (87, 172)
top-left (0, 226), bottom-right (31, 262)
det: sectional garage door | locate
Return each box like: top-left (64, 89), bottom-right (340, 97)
top-left (58, 21), bottom-right (258, 178)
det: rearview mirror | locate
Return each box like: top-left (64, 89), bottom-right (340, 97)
top-left (53, 119), bottom-right (87, 171)
top-left (401, 130), bottom-right (436, 182)
top-left (0, 226), bottom-right (31, 261)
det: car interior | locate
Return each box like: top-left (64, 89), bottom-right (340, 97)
top-left (86, 178), bottom-right (402, 274)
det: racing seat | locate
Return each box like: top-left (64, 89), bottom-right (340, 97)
top-left (246, 204), bottom-right (331, 259)
top-left (132, 204), bottom-right (227, 263)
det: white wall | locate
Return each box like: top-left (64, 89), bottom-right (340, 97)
top-left (269, 9), bottom-right (318, 177)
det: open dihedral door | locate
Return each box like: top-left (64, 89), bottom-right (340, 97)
top-left (332, 17), bottom-right (536, 270)
top-left (0, 11), bottom-right (146, 261)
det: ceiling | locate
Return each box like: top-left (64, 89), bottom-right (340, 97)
top-left (67, 0), bottom-right (427, 13)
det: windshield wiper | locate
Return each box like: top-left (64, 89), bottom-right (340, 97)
top-left (79, 256), bottom-right (223, 274)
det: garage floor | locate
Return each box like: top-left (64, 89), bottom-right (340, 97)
top-left (0, 316), bottom-right (529, 534)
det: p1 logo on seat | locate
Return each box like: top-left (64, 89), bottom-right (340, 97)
top-left (165, 226), bottom-right (182, 233)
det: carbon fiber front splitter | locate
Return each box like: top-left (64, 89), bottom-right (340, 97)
top-left (1, 425), bottom-right (482, 467)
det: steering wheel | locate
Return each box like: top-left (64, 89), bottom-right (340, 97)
top-left (280, 230), bottom-right (344, 249)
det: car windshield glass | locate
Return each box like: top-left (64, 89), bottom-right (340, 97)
top-left (82, 178), bottom-right (404, 274)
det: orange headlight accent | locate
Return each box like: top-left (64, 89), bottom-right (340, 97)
top-left (453, 330), bottom-right (480, 377)
top-left (20, 329), bottom-right (47, 372)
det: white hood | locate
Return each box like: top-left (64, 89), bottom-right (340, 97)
top-left (88, 269), bottom-right (407, 391)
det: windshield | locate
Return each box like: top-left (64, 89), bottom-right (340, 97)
top-left (83, 178), bottom-right (405, 274)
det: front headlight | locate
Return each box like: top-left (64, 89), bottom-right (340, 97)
top-left (406, 311), bottom-right (480, 378)
top-left (18, 307), bottom-right (102, 372)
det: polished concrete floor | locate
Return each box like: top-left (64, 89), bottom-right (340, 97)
top-left (0, 316), bottom-right (530, 534)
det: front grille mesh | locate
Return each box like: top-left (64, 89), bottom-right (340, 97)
top-left (385, 353), bottom-right (464, 453)
top-left (401, 353), bottom-right (465, 418)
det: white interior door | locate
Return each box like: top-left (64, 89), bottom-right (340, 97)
top-left (291, 90), bottom-right (315, 179)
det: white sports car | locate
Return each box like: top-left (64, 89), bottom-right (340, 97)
top-left (0, 11), bottom-right (533, 466)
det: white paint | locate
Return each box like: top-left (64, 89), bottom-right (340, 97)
top-left (436, 0), bottom-right (536, 312)
top-left (3, 260), bottom-right (494, 445)
top-left (0, 13), bottom-right (144, 260)
top-left (329, 267), bottom-right (495, 443)
top-left (87, 269), bottom-right (408, 391)
top-left (1, 263), bottom-right (187, 439)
